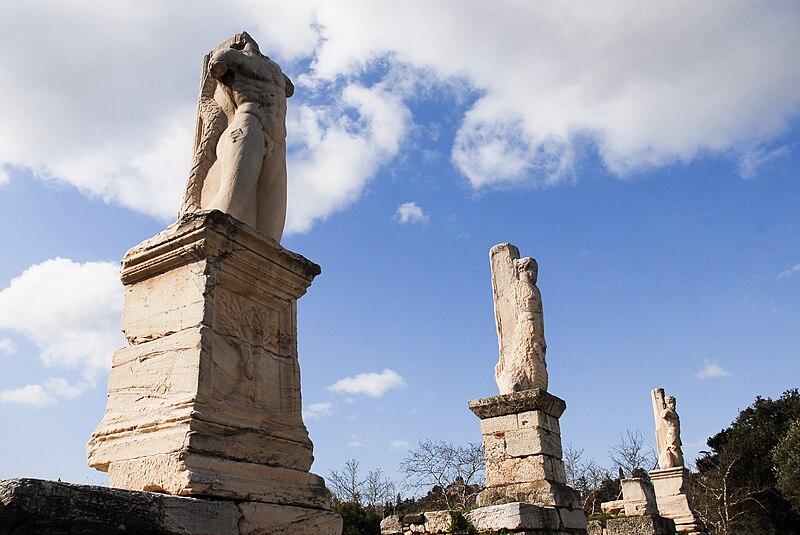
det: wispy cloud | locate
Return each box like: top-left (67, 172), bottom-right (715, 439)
top-left (777, 264), bottom-right (800, 280)
top-left (0, 384), bottom-right (56, 407)
top-left (739, 145), bottom-right (790, 179)
top-left (348, 435), bottom-right (366, 448)
top-left (695, 360), bottom-right (733, 379)
top-left (327, 369), bottom-right (406, 398)
top-left (389, 439), bottom-right (411, 452)
top-left (303, 401), bottom-right (335, 420)
top-left (394, 202), bottom-right (429, 224)
top-left (0, 338), bottom-right (16, 357)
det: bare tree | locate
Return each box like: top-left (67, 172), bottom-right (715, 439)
top-left (564, 443), bottom-right (612, 513)
top-left (364, 468), bottom-right (397, 509)
top-left (328, 458), bottom-right (364, 504)
top-left (609, 429), bottom-right (657, 478)
top-left (399, 439), bottom-right (484, 511)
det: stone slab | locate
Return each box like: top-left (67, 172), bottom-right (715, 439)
top-left (607, 515), bottom-right (676, 535)
top-left (649, 468), bottom-right (706, 535)
top-left (0, 478), bottom-right (340, 535)
top-left (469, 389), bottom-right (566, 420)
top-left (0, 478), bottom-right (240, 534)
top-left (465, 502), bottom-right (560, 531)
top-left (237, 502), bottom-right (342, 535)
top-left (621, 478), bottom-right (658, 516)
top-left (477, 480), bottom-right (581, 509)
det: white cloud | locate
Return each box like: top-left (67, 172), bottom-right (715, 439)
top-left (0, 258), bottom-right (124, 382)
top-left (44, 378), bottom-right (88, 400)
top-left (739, 145), bottom-right (791, 179)
top-left (0, 384), bottom-right (56, 408)
top-left (348, 435), bottom-right (366, 448)
top-left (777, 264), bottom-right (800, 280)
top-left (286, 83), bottom-right (411, 233)
top-left (394, 202), bottom-right (429, 224)
top-left (0, 166), bottom-right (9, 187)
top-left (303, 401), bottom-right (335, 420)
top-left (327, 369), bottom-right (406, 398)
top-left (389, 439), bottom-right (410, 452)
top-left (1, 1), bottom-right (798, 231)
top-left (0, 338), bottom-right (16, 356)
top-left (695, 361), bottom-right (733, 379)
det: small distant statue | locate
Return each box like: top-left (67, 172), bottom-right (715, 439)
top-left (180, 32), bottom-right (293, 242)
top-left (651, 388), bottom-right (684, 469)
top-left (490, 243), bottom-right (548, 394)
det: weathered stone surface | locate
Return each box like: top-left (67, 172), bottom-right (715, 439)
top-left (237, 502), bottom-right (342, 535)
top-left (486, 455), bottom-right (566, 486)
top-left (476, 480), bottom-right (581, 509)
top-left (649, 468), bottom-right (706, 534)
top-left (558, 507), bottom-right (589, 530)
top-left (0, 478), bottom-right (241, 534)
top-left (606, 515), bottom-right (676, 535)
top-left (469, 389), bottom-right (566, 420)
top-left (180, 32), bottom-right (293, 243)
top-left (465, 502), bottom-right (560, 531)
top-left (379, 514), bottom-right (403, 534)
top-left (490, 243), bottom-right (548, 393)
top-left (587, 520), bottom-right (605, 535)
top-left (422, 511), bottom-right (453, 534)
top-left (621, 478), bottom-right (658, 516)
top-left (87, 211), bottom-right (331, 509)
top-left (600, 500), bottom-right (624, 515)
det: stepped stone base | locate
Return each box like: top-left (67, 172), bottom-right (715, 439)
top-left (649, 468), bottom-right (706, 535)
top-left (468, 389), bottom-right (584, 527)
top-left (380, 502), bottom-right (586, 535)
top-left (0, 478), bottom-right (342, 535)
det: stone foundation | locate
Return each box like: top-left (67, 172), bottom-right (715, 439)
top-left (606, 515), bottom-right (676, 535)
top-left (649, 468), bottom-right (706, 534)
top-left (380, 502), bottom-right (587, 535)
top-left (0, 478), bottom-right (342, 535)
top-left (468, 389), bottom-right (582, 513)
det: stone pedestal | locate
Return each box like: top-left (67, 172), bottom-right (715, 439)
top-left (649, 468), bottom-right (706, 534)
top-left (468, 389), bottom-right (585, 534)
top-left (621, 478), bottom-right (658, 517)
top-left (86, 211), bottom-right (334, 517)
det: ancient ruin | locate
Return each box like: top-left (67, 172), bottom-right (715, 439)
top-left (0, 33), bottom-right (340, 535)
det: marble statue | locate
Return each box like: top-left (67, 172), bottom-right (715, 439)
top-left (651, 388), bottom-right (684, 469)
top-left (180, 32), bottom-right (293, 242)
top-left (490, 243), bottom-right (548, 394)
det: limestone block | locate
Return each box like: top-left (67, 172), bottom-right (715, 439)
top-left (621, 478), bottom-right (658, 516)
top-left (480, 413), bottom-right (518, 435)
top-left (469, 389), bottom-right (567, 420)
top-left (649, 468), bottom-right (706, 534)
top-left (558, 507), bottom-right (589, 530)
top-left (237, 502), bottom-right (342, 535)
top-left (465, 502), bottom-right (560, 531)
top-left (477, 480), bottom-right (581, 509)
top-left (0, 478), bottom-right (241, 534)
top-left (518, 410), bottom-right (561, 435)
top-left (505, 427), bottom-right (563, 458)
top-left (380, 514), bottom-right (403, 534)
top-left (423, 511), bottom-right (453, 533)
top-left (483, 432), bottom-right (507, 459)
top-left (106, 452), bottom-right (331, 508)
top-left (601, 500), bottom-right (625, 515)
top-left (606, 515), bottom-right (676, 535)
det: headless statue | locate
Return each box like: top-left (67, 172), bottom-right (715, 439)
top-left (490, 243), bottom-right (548, 394)
top-left (180, 32), bottom-right (293, 242)
top-left (651, 388), bottom-right (685, 469)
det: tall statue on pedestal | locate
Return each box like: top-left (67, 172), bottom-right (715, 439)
top-left (651, 388), bottom-right (684, 469)
top-left (180, 31), bottom-right (293, 242)
top-left (490, 243), bottom-right (548, 394)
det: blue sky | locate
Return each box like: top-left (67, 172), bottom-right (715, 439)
top-left (0, 1), bottom-right (798, 490)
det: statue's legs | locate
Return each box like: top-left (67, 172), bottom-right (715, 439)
top-left (256, 139), bottom-right (288, 242)
top-left (207, 111), bottom-right (265, 228)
